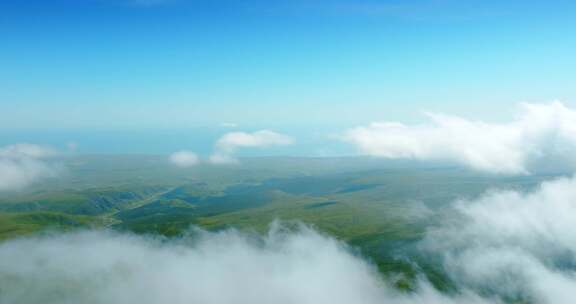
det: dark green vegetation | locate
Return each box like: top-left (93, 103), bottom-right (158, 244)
top-left (0, 155), bottom-right (557, 291)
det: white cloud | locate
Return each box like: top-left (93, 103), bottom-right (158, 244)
top-left (0, 143), bottom-right (56, 159)
top-left (169, 150), bottom-right (200, 168)
top-left (208, 152), bottom-right (239, 165)
top-left (220, 122), bottom-right (238, 128)
top-left (423, 175), bottom-right (576, 303)
top-left (344, 101), bottom-right (576, 174)
top-left (210, 130), bottom-right (294, 164)
top-left (0, 223), bottom-right (489, 304)
top-left (0, 143), bottom-right (60, 191)
top-left (4, 175), bottom-right (576, 303)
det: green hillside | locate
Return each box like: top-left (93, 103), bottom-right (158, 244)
top-left (0, 155), bottom-right (555, 292)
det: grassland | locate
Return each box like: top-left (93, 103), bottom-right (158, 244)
top-left (0, 155), bottom-right (556, 290)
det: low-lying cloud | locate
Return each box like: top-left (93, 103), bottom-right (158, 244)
top-left (0, 143), bottom-right (60, 191)
top-left (344, 101), bottom-right (576, 174)
top-left (169, 150), bottom-right (199, 168)
top-left (4, 172), bottom-right (576, 303)
top-left (6, 142), bottom-right (576, 303)
top-left (210, 130), bottom-right (294, 164)
top-left (423, 175), bottom-right (576, 303)
top-left (0, 223), bottom-right (490, 304)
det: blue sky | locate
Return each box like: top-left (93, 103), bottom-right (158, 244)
top-left (1, 0), bottom-right (576, 153)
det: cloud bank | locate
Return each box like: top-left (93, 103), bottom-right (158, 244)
top-left (344, 102), bottom-right (576, 174)
top-left (423, 175), bottom-right (576, 303)
top-left (0, 143), bottom-right (60, 191)
top-left (169, 150), bottom-right (199, 168)
top-left (5, 174), bottom-right (576, 303)
top-left (210, 130), bottom-right (294, 164)
top-left (0, 223), bottom-right (490, 304)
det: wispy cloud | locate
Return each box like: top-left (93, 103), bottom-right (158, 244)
top-left (169, 150), bottom-right (199, 168)
top-left (344, 101), bottom-right (576, 174)
top-left (423, 175), bottom-right (576, 303)
top-left (3, 173), bottom-right (575, 303)
top-left (0, 223), bottom-right (490, 304)
top-left (220, 122), bottom-right (238, 128)
top-left (0, 143), bottom-right (60, 191)
top-left (209, 130), bottom-right (294, 164)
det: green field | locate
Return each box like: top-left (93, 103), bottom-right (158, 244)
top-left (0, 155), bottom-right (556, 291)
